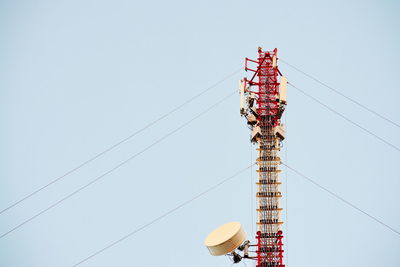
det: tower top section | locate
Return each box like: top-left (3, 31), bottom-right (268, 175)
top-left (240, 47), bottom-right (287, 128)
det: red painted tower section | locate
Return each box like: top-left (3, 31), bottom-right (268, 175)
top-left (245, 48), bottom-right (281, 126)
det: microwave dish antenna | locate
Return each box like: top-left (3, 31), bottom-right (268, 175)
top-left (204, 222), bottom-right (246, 256)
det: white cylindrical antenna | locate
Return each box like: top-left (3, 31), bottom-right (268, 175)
top-left (239, 80), bottom-right (245, 115)
top-left (204, 222), bottom-right (246, 256)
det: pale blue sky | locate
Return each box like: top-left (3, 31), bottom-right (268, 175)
top-left (1, 0), bottom-right (399, 266)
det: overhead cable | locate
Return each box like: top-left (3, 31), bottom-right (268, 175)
top-left (280, 59), bottom-right (400, 129)
top-left (282, 162), bottom-right (400, 237)
top-left (0, 67), bottom-right (241, 215)
top-left (0, 90), bottom-right (236, 240)
top-left (73, 163), bottom-right (255, 266)
top-left (289, 83), bottom-right (400, 152)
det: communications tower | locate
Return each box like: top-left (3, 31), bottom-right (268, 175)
top-left (204, 47), bottom-right (288, 267)
top-left (241, 47), bottom-right (287, 266)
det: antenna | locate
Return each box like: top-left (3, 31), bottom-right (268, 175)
top-left (204, 222), bottom-right (247, 256)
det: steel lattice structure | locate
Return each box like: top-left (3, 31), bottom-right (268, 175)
top-left (240, 47), bottom-right (287, 267)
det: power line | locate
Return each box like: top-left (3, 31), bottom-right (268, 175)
top-left (280, 59), bottom-right (400, 129)
top-left (73, 163), bottom-right (255, 266)
top-left (0, 91), bottom-right (236, 240)
top-left (289, 83), bottom-right (400, 152)
top-left (282, 162), bottom-right (400, 237)
top-left (0, 68), bottom-right (241, 216)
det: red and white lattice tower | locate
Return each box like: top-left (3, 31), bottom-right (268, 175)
top-left (240, 47), bottom-right (288, 267)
